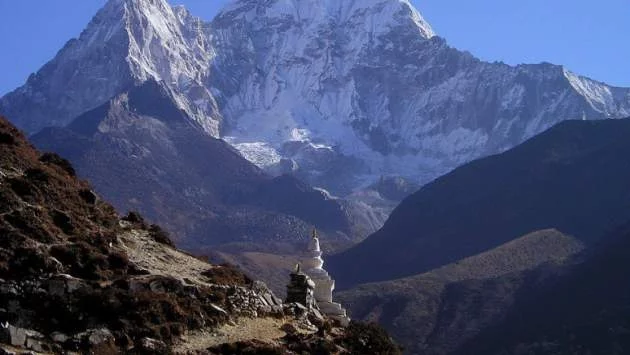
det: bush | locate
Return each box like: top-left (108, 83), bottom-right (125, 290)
top-left (39, 152), bottom-right (76, 177)
top-left (0, 132), bottom-right (15, 144)
top-left (148, 224), bottom-right (175, 247)
top-left (342, 321), bottom-right (403, 355)
top-left (122, 211), bottom-right (145, 225)
top-left (201, 264), bottom-right (253, 286)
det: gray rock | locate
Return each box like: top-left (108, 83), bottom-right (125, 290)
top-left (87, 328), bottom-right (113, 346)
top-left (47, 279), bottom-right (65, 296)
top-left (258, 295), bottom-right (269, 306)
top-left (8, 325), bottom-right (26, 347)
top-left (25, 337), bottom-right (46, 352)
top-left (50, 332), bottom-right (69, 343)
top-left (262, 293), bottom-right (276, 306)
top-left (209, 304), bottom-right (228, 316)
top-left (138, 337), bottom-right (167, 353)
top-left (0, 348), bottom-right (17, 355)
top-left (148, 280), bottom-right (166, 293)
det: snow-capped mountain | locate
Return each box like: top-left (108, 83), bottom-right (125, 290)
top-left (1, 0), bottom-right (220, 135)
top-left (2, 0), bottom-right (630, 194)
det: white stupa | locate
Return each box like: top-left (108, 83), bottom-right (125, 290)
top-left (303, 229), bottom-right (350, 326)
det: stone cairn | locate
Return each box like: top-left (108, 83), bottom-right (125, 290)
top-left (302, 230), bottom-right (350, 326)
top-left (285, 264), bottom-right (318, 311)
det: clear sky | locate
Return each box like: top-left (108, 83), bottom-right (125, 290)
top-left (0, 0), bottom-right (627, 95)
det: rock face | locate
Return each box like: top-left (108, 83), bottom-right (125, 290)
top-left (2, 0), bottom-right (630, 194)
top-left (303, 231), bottom-right (350, 325)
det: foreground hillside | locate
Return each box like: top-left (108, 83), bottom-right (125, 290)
top-left (0, 116), bottom-right (400, 354)
top-left (331, 118), bottom-right (630, 287)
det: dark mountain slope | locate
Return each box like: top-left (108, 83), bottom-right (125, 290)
top-left (337, 229), bottom-right (584, 354)
top-left (459, 222), bottom-right (630, 355)
top-left (32, 80), bottom-right (352, 251)
top-left (330, 118), bottom-right (630, 287)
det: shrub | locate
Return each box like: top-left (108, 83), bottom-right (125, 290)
top-left (39, 152), bottom-right (76, 177)
top-left (122, 211), bottom-right (145, 225)
top-left (0, 132), bottom-right (15, 145)
top-left (201, 264), bottom-right (253, 286)
top-left (148, 224), bottom-right (175, 247)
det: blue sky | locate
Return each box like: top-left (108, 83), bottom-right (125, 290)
top-left (0, 0), bottom-right (628, 95)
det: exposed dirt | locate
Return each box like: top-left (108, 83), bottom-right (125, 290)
top-left (174, 317), bottom-right (286, 353)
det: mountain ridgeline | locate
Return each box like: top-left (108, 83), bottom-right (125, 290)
top-left (0, 116), bottom-right (403, 354)
top-left (1, 0), bottom-right (629, 194)
top-left (330, 118), bottom-right (630, 287)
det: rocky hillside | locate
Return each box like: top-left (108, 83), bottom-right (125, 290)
top-left (31, 80), bottom-right (357, 253)
top-left (330, 118), bottom-right (630, 287)
top-left (2, 0), bottom-right (629, 194)
top-left (336, 229), bottom-right (584, 354)
top-left (0, 116), bottom-right (400, 354)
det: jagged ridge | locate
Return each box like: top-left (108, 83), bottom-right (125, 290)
top-left (2, 0), bottom-right (629, 195)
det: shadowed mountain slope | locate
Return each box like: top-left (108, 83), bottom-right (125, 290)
top-left (330, 118), bottom-right (630, 287)
top-left (32, 80), bottom-right (354, 252)
top-left (459, 222), bottom-right (630, 355)
top-left (337, 229), bottom-right (584, 354)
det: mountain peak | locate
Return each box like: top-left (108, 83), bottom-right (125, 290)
top-left (218, 0), bottom-right (435, 39)
top-left (0, 0), bottom-right (220, 135)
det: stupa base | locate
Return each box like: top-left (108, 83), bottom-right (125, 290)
top-left (319, 301), bottom-right (351, 327)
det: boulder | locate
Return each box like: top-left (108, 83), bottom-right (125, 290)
top-left (0, 348), bottom-right (17, 355)
top-left (7, 325), bottom-right (26, 347)
top-left (87, 328), bottom-right (114, 347)
top-left (137, 337), bottom-right (167, 354)
top-left (50, 331), bottom-right (69, 343)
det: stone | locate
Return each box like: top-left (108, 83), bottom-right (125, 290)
top-left (285, 271), bottom-right (317, 310)
top-left (0, 348), bottom-right (16, 355)
top-left (8, 325), bottom-right (26, 347)
top-left (258, 295), bottom-right (269, 306)
top-left (262, 293), bottom-right (276, 306)
top-left (138, 337), bottom-right (167, 353)
top-left (50, 332), bottom-right (69, 343)
top-left (86, 328), bottom-right (114, 346)
top-left (209, 304), bottom-right (228, 316)
top-left (148, 280), bottom-right (166, 293)
top-left (25, 337), bottom-right (46, 352)
top-left (48, 279), bottom-right (66, 296)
